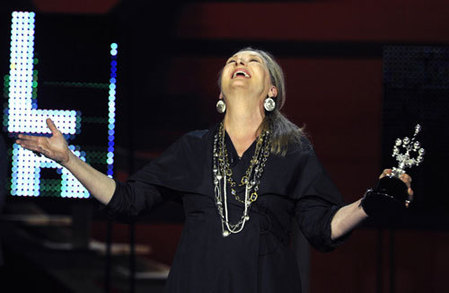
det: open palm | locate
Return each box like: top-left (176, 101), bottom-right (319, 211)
top-left (16, 118), bottom-right (70, 164)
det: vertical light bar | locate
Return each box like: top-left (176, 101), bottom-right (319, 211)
top-left (107, 43), bottom-right (117, 177)
top-left (8, 11), bottom-right (35, 120)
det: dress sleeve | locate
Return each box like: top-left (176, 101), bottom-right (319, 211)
top-left (102, 130), bottom-right (211, 222)
top-left (292, 142), bottom-right (346, 252)
top-left (102, 180), bottom-right (170, 223)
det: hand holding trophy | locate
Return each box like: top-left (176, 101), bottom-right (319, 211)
top-left (362, 124), bottom-right (425, 221)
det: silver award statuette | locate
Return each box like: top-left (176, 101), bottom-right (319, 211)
top-left (391, 124), bottom-right (425, 178)
top-left (362, 124), bottom-right (425, 220)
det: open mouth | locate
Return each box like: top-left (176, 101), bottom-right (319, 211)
top-left (231, 69), bottom-right (251, 79)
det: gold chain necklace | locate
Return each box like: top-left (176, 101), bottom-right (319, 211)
top-left (212, 122), bottom-right (271, 237)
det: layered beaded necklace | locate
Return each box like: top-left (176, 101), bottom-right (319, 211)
top-left (212, 122), bottom-right (271, 237)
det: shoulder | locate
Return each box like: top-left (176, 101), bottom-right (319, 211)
top-left (167, 127), bottom-right (214, 155)
top-left (176, 129), bottom-right (212, 148)
top-left (183, 129), bottom-right (210, 140)
top-left (178, 123), bottom-right (219, 144)
top-left (285, 135), bottom-right (315, 157)
top-left (267, 135), bottom-right (317, 171)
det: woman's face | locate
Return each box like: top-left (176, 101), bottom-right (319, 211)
top-left (220, 50), bottom-right (274, 100)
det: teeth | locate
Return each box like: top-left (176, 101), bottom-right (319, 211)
top-left (233, 70), bottom-right (250, 78)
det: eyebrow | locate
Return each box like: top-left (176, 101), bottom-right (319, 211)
top-left (227, 54), bottom-right (263, 63)
top-left (230, 54), bottom-right (262, 59)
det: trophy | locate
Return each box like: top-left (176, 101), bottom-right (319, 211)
top-left (362, 124), bottom-right (425, 219)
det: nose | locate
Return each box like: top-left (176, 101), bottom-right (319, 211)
top-left (236, 57), bottom-right (246, 65)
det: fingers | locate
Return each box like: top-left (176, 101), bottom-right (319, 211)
top-left (17, 133), bottom-right (42, 142)
top-left (399, 173), bottom-right (414, 197)
top-left (400, 173), bottom-right (412, 187)
top-left (16, 118), bottom-right (58, 143)
top-left (379, 169), bottom-right (414, 200)
top-left (377, 169), bottom-right (415, 208)
top-left (408, 190), bottom-right (414, 201)
top-left (405, 187), bottom-right (414, 208)
top-left (46, 118), bottom-right (60, 135)
top-left (16, 137), bottom-right (48, 156)
top-left (16, 133), bottom-right (47, 151)
top-left (379, 169), bottom-right (392, 179)
top-left (16, 135), bottom-right (47, 154)
top-left (16, 118), bottom-right (58, 153)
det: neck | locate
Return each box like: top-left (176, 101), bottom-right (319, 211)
top-left (222, 94), bottom-right (265, 156)
top-left (224, 103), bottom-right (264, 138)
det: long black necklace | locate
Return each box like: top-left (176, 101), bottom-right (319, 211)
top-left (212, 122), bottom-right (271, 237)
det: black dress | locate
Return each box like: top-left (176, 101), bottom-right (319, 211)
top-left (104, 125), bottom-right (345, 293)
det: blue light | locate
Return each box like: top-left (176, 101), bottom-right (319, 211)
top-left (104, 42), bottom-right (118, 179)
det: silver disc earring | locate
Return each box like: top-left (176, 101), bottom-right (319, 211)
top-left (264, 97), bottom-right (276, 112)
top-left (216, 99), bottom-right (226, 113)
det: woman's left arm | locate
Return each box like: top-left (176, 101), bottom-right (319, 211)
top-left (330, 169), bottom-right (413, 240)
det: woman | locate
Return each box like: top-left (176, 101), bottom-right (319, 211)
top-left (16, 48), bottom-right (413, 292)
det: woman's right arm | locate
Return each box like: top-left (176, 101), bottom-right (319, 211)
top-left (16, 118), bottom-right (116, 205)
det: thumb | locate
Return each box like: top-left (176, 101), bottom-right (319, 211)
top-left (46, 118), bottom-right (60, 135)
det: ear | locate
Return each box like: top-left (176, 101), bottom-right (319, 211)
top-left (269, 86), bottom-right (278, 98)
top-left (219, 92), bottom-right (224, 100)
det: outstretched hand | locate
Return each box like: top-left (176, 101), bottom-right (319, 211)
top-left (16, 118), bottom-right (71, 165)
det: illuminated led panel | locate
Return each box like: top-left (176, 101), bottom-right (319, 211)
top-left (6, 11), bottom-right (117, 198)
top-left (7, 12), bottom-right (77, 135)
top-left (11, 144), bottom-right (88, 197)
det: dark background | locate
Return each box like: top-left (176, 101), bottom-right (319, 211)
top-left (0, 0), bottom-right (448, 292)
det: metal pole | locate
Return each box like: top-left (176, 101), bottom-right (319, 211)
top-left (105, 220), bottom-right (112, 293)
